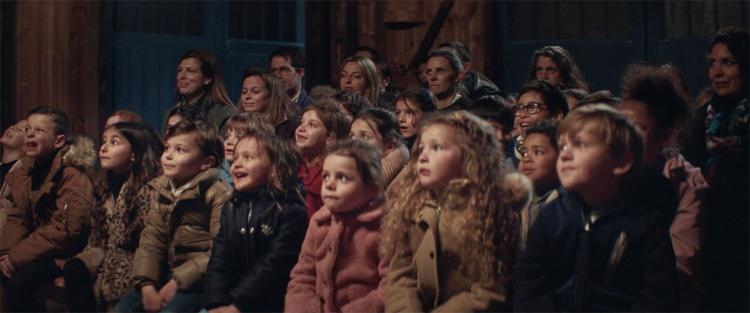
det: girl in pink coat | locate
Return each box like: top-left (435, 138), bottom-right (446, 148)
top-left (285, 140), bottom-right (390, 313)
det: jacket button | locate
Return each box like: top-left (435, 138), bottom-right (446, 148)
top-left (429, 251), bottom-right (435, 258)
top-left (240, 228), bottom-right (246, 235)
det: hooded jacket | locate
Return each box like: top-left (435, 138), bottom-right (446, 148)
top-left (131, 168), bottom-right (232, 291)
top-left (0, 136), bottom-right (97, 268)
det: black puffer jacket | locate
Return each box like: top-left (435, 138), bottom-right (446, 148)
top-left (204, 188), bottom-right (308, 312)
top-left (514, 169), bottom-right (678, 312)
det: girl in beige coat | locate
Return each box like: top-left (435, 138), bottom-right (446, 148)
top-left (381, 111), bottom-right (521, 312)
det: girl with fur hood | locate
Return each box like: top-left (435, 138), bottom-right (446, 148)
top-left (382, 110), bottom-right (520, 312)
top-left (62, 121), bottom-right (163, 311)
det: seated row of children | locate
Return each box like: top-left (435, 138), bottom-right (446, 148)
top-left (0, 63), bottom-right (710, 312)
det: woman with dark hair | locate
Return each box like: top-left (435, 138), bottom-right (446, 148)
top-left (701, 26), bottom-right (749, 312)
top-left (174, 49), bottom-right (237, 130)
top-left (425, 50), bottom-right (473, 111)
top-left (238, 69), bottom-right (299, 140)
top-left (526, 46), bottom-right (589, 91)
top-left (62, 122), bottom-right (163, 311)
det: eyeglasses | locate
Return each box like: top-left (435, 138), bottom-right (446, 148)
top-left (270, 66), bottom-right (297, 77)
top-left (513, 102), bottom-right (547, 115)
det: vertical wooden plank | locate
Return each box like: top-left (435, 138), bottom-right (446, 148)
top-left (559, 1), bottom-right (581, 39)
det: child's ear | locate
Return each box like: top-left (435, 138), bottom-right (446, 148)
top-left (54, 134), bottom-right (66, 149)
top-left (612, 152), bottom-right (634, 176)
top-left (200, 156), bottom-right (216, 171)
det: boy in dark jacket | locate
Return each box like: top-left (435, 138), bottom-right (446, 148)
top-left (0, 107), bottom-right (96, 311)
top-left (514, 104), bottom-right (678, 312)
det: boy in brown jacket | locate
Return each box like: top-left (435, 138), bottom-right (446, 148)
top-left (0, 106), bottom-right (96, 311)
top-left (114, 120), bottom-right (232, 313)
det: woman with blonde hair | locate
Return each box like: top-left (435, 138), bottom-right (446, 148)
top-left (339, 56), bottom-right (383, 106)
top-left (238, 69), bottom-right (299, 140)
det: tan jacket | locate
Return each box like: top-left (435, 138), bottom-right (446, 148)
top-left (0, 137), bottom-right (97, 267)
top-left (385, 201), bottom-right (509, 313)
top-left (132, 168), bottom-right (232, 291)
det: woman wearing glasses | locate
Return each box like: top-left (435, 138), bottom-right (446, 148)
top-left (526, 46), bottom-right (589, 92)
top-left (238, 69), bottom-right (299, 140)
top-left (510, 80), bottom-right (569, 167)
top-left (174, 49), bottom-right (237, 131)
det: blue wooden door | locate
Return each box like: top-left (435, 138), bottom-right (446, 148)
top-left (103, 1), bottom-right (305, 132)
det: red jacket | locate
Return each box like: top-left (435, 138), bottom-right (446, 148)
top-left (285, 199), bottom-right (390, 313)
top-left (298, 161), bottom-right (323, 218)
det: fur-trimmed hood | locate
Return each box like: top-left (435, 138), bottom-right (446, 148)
top-left (62, 135), bottom-right (98, 169)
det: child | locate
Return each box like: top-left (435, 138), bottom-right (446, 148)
top-left (221, 113), bottom-right (273, 184)
top-left (514, 104), bottom-right (678, 311)
top-left (350, 107), bottom-right (409, 186)
top-left (63, 121), bottom-right (163, 311)
top-left (105, 109), bottom-right (142, 128)
top-left (618, 64), bottom-right (708, 310)
top-left (286, 140), bottom-right (390, 313)
top-left (295, 101), bottom-right (351, 217)
top-left (0, 107), bottom-right (96, 312)
top-left (393, 88), bottom-right (436, 150)
top-left (0, 119), bottom-right (27, 237)
top-left (164, 104), bottom-right (208, 134)
top-left (114, 120), bottom-right (232, 313)
top-left (474, 96), bottom-right (516, 163)
top-left (333, 90), bottom-right (371, 119)
top-left (517, 120), bottom-right (560, 249)
top-left (204, 130), bottom-right (308, 313)
top-left (382, 111), bottom-right (519, 312)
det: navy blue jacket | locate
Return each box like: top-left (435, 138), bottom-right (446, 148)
top-left (204, 188), bottom-right (308, 312)
top-left (514, 169), bottom-right (678, 312)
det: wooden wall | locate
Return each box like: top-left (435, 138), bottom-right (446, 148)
top-left (328, 0), bottom-right (488, 89)
top-left (15, 1), bottom-right (100, 138)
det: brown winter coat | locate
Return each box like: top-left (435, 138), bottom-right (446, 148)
top-left (385, 200), bottom-right (509, 313)
top-left (74, 178), bottom-right (155, 304)
top-left (132, 168), bottom-right (232, 291)
top-left (285, 199), bottom-right (390, 313)
top-left (0, 137), bottom-right (96, 268)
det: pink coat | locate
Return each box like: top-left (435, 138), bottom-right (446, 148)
top-left (285, 199), bottom-right (389, 313)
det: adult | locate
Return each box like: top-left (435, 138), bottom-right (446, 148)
top-left (701, 26), bottom-right (749, 312)
top-left (354, 46), bottom-right (397, 109)
top-left (269, 46), bottom-right (313, 109)
top-left (339, 56), bottom-right (382, 106)
top-left (510, 80), bottom-right (568, 167)
top-left (174, 49), bottom-right (237, 131)
top-left (238, 69), bottom-right (299, 140)
top-left (526, 46), bottom-right (589, 91)
top-left (424, 50), bottom-right (473, 111)
top-left (438, 41), bottom-right (502, 101)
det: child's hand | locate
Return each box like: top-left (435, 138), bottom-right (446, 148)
top-left (141, 285), bottom-right (163, 312)
top-left (209, 304), bottom-right (241, 313)
top-left (0, 255), bottom-right (15, 278)
top-left (158, 279), bottom-right (179, 305)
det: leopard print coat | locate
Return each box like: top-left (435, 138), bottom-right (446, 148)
top-left (75, 178), bottom-right (154, 305)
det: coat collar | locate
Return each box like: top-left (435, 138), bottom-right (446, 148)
top-left (150, 168), bottom-right (220, 201)
top-left (315, 196), bottom-right (385, 224)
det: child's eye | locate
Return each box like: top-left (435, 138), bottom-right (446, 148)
top-left (723, 59), bottom-right (736, 66)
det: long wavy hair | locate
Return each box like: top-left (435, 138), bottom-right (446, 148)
top-left (94, 122), bottom-right (163, 227)
top-left (380, 111), bottom-right (519, 282)
top-left (240, 69), bottom-right (298, 127)
top-left (526, 45), bottom-right (589, 91)
top-left (174, 49), bottom-right (236, 110)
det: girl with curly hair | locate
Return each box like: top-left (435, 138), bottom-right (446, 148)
top-left (382, 110), bottom-right (520, 312)
top-left (62, 121), bottom-right (163, 311)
